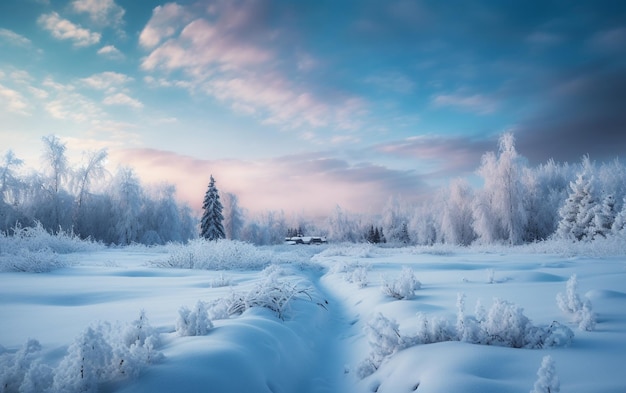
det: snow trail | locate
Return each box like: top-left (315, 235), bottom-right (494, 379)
top-left (295, 265), bottom-right (360, 393)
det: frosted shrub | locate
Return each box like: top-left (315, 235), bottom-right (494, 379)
top-left (1, 222), bottom-right (101, 254)
top-left (176, 300), bottom-right (214, 336)
top-left (0, 339), bottom-right (45, 393)
top-left (556, 274), bottom-right (596, 331)
top-left (531, 356), bottom-right (560, 393)
top-left (482, 298), bottom-right (532, 348)
top-left (478, 298), bottom-right (573, 349)
top-left (357, 313), bottom-right (406, 378)
top-left (347, 264), bottom-right (369, 288)
top-left (210, 273), bottom-right (233, 288)
top-left (412, 313), bottom-right (455, 344)
top-left (0, 248), bottom-right (63, 273)
top-left (161, 239), bottom-right (276, 270)
top-left (330, 261), bottom-right (370, 288)
top-left (220, 276), bottom-right (314, 320)
top-left (52, 325), bottom-right (114, 393)
top-left (381, 267), bottom-right (421, 300)
top-left (52, 312), bottom-right (162, 392)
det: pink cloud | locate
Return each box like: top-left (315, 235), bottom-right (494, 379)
top-left (109, 148), bottom-right (425, 217)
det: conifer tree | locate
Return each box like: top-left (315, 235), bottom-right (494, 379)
top-left (200, 175), bottom-right (225, 241)
top-left (593, 194), bottom-right (616, 238)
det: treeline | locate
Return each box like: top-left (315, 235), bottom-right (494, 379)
top-left (0, 136), bottom-right (197, 245)
top-left (3, 133), bottom-right (626, 247)
top-left (322, 133), bottom-right (626, 246)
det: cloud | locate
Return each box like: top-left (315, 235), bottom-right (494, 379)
top-left (110, 148), bottom-right (428, 216)
top-left (41, 77), bottom-right (104, 122)
top-left (0, 83), bottom-right (30, 115)
top-left (97, 45), bottom-right (124, 59)
top-left (516, 65), bottom-right (626, 164)
top-left (0, 28), bottom-right (32, 47)
top-left (588, 27), bottom-right (626, 53)
top-left (371, 135), bottom-right (494, 178)
top-left (103, 92), bottom-right (143, 109)
top-left (71, 0), bottom-right (125, 28)
top-left (37, 12), bottom-right (101, 47)
top-left (431, 92), bottom-right (497, 115)
top-left (139, 3), bottom-right (190, 49)
top-left (139, 1), bottom-right (367, 132)
top-left (80, 71), bottom-right (132, 91)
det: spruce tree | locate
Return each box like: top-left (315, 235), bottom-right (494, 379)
top-left (200, 175), bottom-right (225, 241)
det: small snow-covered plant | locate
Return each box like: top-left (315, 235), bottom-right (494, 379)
top-left (456, 293), bottom-right (482, 343)
top-left (52, 325), bottom-right (114, 393)
top-left (381, 267), bottom-right (421, 300)
top-left (211, 273), bottom-right (232, 288)
top-left (223, 276), bottom-right (314, 320)
top-left (530, 355), bottom-right (560, 393)
top-left (0, 339), bottom-right (45, 392)
top-left (556, 274), bottom-right (596, 331)
top-left (118, 310), bottom-right (163, 369)
top-left (482, 298), bottom-right (533, 348)
top-left (357, 313), bottom-right (406, 378)
top-left (413, 313), bottom-right (455, 345)
top-left (329, 261), bottom-right (370, 287)
top-left (347, 263), bottom-right (370, 288)
top-left (486, 268), bottom-right (495, 284)
top-left (176, 300), bottom-right (214, 336)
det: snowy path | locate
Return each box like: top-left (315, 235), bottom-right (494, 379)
top-left (296, 266), bottom-right (360, 393)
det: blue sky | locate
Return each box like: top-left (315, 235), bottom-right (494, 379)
top-left (1, 0), bottom-right (625, 216)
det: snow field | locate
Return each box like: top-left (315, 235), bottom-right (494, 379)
top-left (1, 244), bottom-right (625, 392)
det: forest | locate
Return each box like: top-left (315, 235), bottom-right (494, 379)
top-left (1, 133), bottom-right (625, 246)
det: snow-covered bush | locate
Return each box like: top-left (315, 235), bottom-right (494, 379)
top-left (357, 313), bottom-right (406, 378)
top-left (557, 274), bottom-right (596, 331)
top-left (531, 355), bottom-right (560, 393)
top-left (329, 261), bottom-right (370, 288)
top-left (0, 222), bottom-right (102, 254)
top-left (458, 297), bottom-right (574, 349)
top-left (210, 273), bottom-right (233, 288)
top-left (160, 239), bottom-right (310, 271)
top-left (176, 300), bottom-right (214, 336)
top-left (216, 276), bottom-right (315, 320)
top-left (412, 313), bottom-right (455, 345)
top-left (1, 311), bottom-right (163, 393)
top-left (359, 295), bottom-right (574, 379)
top-left (0, 248), bottom-right (63, 273)
top-left (0, 339), bottom-right (46, 393)
top-left (0, 223), bottom-right (102, 272)
top-left (381, 267), bottom-right (421, 300)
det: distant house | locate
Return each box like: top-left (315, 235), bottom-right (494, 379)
top-left (284, 236), bottom-right (327, 245)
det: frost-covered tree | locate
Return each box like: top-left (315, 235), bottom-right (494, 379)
top-left (0, 150), bottom-right (25, 231)
top-left (612, 196), bottom-right (626, 233)
top-left (72, 149), bottom-right (108, 236)
top-left (326, 205), bottom-right (363, 242)
top-left (40, 135), bottom-right (72, 232)
top-left (531, 355), bottom-right (560, 393)
top-left (441, 178), bottom-right (475, 245)
top-left (110, 167), bottom-right (143, 245)
top-left (523, 160), bottom-right (573, 241)
top-left (556, 159), bottom-right (598, 241)
top-left (593, 194), bottom-right (616, 238)
top-left (382, 196), bottom-right (403, 243)
top-left (473, 133), bottom-right (528, 244)
top-left (201, 175), bottom-right (225, 241)
top-left (222, 192), bottom-right (244, 240)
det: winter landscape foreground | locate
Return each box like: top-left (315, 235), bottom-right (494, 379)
top-left (1, 236), bottom-right (626, 393)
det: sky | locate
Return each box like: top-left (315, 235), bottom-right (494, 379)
top-left (1, 0), bottom-right (625, 217)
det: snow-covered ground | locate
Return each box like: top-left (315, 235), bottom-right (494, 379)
top-left (1, 242), bottom-right (625, 392)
